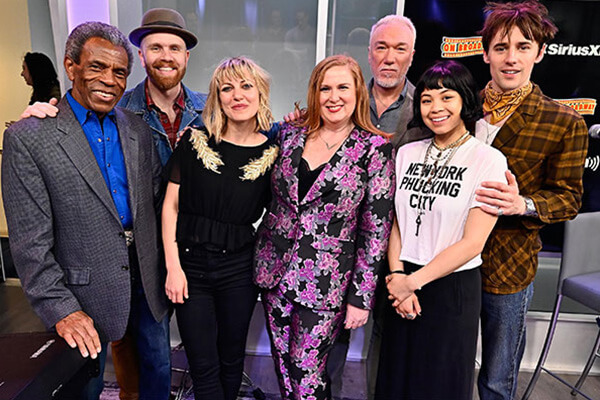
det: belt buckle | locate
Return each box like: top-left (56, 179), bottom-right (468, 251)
top-left (124, 230), bottom-right (134, 247)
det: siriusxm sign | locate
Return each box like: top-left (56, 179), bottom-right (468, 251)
top-left (545, 43), bottom-right (600, 56)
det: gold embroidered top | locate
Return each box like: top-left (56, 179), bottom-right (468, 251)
top-left (169, 127), bottom-right (279, 252)
top-left (188, 127), bottom-right (278, 181)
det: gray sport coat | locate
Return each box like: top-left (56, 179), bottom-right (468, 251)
top-left (2, 97), bottom-right (168, 342)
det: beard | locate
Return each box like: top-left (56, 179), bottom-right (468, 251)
top-left (374, 74), bottom-right (405, 89)
top-left (145, 62), bottom-right (186, 91)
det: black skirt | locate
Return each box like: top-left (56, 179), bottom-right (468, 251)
top-left (375, 262), bottom-right (481, 400)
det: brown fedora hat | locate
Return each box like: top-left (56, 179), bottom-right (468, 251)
top-left (129, 8), bottom-right (198, 49)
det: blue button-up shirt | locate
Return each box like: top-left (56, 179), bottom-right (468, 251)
top-left (67, 92), bottom-right (133, 229)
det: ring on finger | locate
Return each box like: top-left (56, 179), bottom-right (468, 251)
top-left (497, 208), bottom-right (504, 217)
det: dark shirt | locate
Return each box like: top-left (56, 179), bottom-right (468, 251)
top-left (368, 78), bottom-right (409, 134)
top-left (168, 129), bottom-right (276, 251)
top-left (30, 83), bottom-right (61, 105)
top-left (66, 91), bottom-right (132, 228)
top-left (298, 158), bottom-right (326, 201)
top-left (145, 80), bottom-right (185, 149)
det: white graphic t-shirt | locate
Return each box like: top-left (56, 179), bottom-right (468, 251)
top-left (395, 136), bottom-right (508, 272)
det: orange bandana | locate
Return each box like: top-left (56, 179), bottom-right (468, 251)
top-left (483, 81), bottom-right (533, 124)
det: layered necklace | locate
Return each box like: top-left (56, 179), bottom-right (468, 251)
top-left (414, 131), bottom-right (471, 236)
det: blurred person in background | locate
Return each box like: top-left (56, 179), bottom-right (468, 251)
top-left (22, 52), bottom-right (61, 105)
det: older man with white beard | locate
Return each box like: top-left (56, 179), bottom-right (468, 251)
top-left (366, 15), bottom-right (431, 148)
top-left (326, 15), bottom-right (432, 400)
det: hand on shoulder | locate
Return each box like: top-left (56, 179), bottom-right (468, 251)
top-left (20, 98), bottom-right (60, 120)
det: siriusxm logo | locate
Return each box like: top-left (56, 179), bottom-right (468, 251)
top-left (545, 43), bottom-right (600, 56)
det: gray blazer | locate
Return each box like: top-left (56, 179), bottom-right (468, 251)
top-left (2, 97), bottom-right (167, 342)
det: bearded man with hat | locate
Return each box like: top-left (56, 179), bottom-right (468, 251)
top-left (120, 8), bottom-right (207, 166)
top-left (114, 8), bottom-right (208, 400)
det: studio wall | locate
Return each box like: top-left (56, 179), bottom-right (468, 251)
top-left (0, 0), bottom-right (34, 238)
top-left (0, 1), bottom-right (33, 132)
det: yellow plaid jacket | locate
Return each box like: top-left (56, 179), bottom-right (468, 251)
top-left (481, 83), bottom-right (588, 294)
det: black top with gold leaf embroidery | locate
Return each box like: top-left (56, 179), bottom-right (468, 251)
top-left (167, 128), bottom-right (278, 251)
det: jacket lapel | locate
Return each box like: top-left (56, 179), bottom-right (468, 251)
top-left (284, 129), bottom-right (305, 206)
top-left (492, 84), bottom-right (541, 150)
top-left (115, 108), bottom-right (139, 221)
top-left (56, 98), bottom-right (121, 223)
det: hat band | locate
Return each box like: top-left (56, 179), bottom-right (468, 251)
top-left (144, 20), bottom-right (184, 29)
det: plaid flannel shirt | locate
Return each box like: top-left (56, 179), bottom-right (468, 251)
top-left (481, 83), bottom-right (588, 295)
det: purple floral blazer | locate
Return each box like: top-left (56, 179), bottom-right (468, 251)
top-left (254, 123), bottom-right (395, 311)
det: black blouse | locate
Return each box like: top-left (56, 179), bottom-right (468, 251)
top-left (167, 128), bottom-right (277, 251)
top-left (298, 158), bottom-right (326, 201)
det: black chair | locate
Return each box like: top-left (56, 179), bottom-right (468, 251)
top-left (522, 211), bottom-right (600, 400)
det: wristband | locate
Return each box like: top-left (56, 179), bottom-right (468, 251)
top-left (390, 270), bottom-right (408, 275)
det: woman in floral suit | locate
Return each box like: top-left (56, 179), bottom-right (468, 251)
top-left (254, 55), bottom-right (395, 400)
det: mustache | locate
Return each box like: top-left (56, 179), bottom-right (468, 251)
top-left (151, 61), bottom-right (178, 69)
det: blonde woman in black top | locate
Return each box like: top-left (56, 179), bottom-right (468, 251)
top-left (162, 56), bottom-right (278, 400)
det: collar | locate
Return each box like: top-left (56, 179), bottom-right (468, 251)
top-left (144, 79), bottom-right (185, 112)
top-left (368, 78), bottom-right (408, 110)
top-left (66, 90), bottom-right (116, 125)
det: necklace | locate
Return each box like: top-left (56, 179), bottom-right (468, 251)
top-left (318, 127), bottom-right (352, 150)
top-left (480, 117), bottom-right (501, 145)
top-left (414, 131), bottom-right (471, 236)
top-left (373, 91), bottom-right (395, 112)
top-left (431, 131), bottom-right (471, 151)
top-left (422, 131), bottom-right (470, 185)
top-left (319, 134), bottom-right (343, 150)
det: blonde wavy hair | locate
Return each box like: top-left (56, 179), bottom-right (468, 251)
top-left (301, 55), bottom-right (386, 138)
top-left (202, 56), bottom-right (273, 142)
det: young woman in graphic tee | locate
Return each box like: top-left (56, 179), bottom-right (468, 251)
top-left (375, 60), bottom-right (508, 400)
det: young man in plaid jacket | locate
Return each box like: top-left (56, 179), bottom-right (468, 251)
top-left (473, 1), bottom-right (588, 399)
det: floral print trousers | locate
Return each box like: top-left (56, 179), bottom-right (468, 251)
top-left (262, 288), bottom-right (345, 400)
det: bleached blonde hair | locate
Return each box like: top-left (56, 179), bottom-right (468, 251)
top-left (202, 56), bottom-right (273, 142)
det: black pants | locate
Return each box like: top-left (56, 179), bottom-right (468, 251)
top-left (175, 244), bottom-right (258, 400)
top-left (375, 263), bottom-right (481, 400)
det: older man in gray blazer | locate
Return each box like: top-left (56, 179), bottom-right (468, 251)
top-left (2, 22), bottom-right (170, 400)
